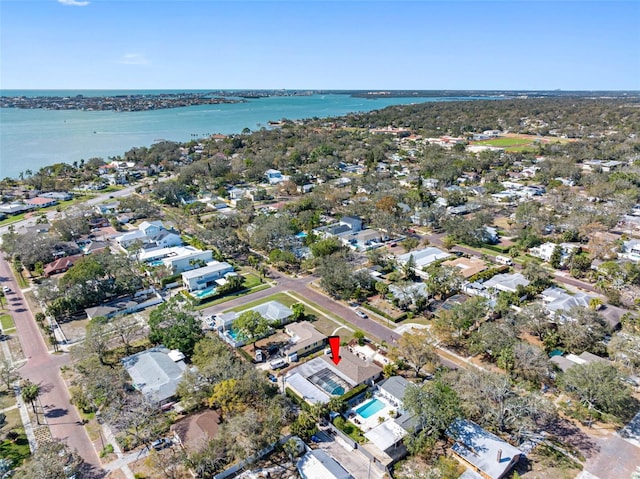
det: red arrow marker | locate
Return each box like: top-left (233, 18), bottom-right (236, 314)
top-left (328, 336), bottom-right (341, 365)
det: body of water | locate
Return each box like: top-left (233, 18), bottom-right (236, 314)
top-left (0, 90), bottom-right (498, 180)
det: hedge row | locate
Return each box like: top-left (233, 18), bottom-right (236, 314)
top-left (468, 265), bottom-right (510, 283)
top-left (362, 302), bottom-right (407, 323)
top-left (339, 383), bottom-right (368, 404)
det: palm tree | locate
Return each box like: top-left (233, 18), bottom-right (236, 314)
top-left (21, 380), bottom-right (40, 423)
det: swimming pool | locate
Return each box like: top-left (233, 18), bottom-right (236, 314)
top-left (226, 328), bottom-right (242, 341)
top-left (356, 398), bottom-right (385, 419)
top-left (192, 286), bottom-right (217, 299)
top-left (148, 259), bottom-right (165, 267)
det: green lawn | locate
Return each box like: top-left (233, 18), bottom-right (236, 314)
top-left (194, 280), bottom-right (272, 310)
top-left (477, 137), bottom-right (540, 148)
top-left (0, 314), bottom-right (15, 331)
top-left (0, 409), bottom-right (30, 468)
top-left (223, 292), bottom-right (300, 313)
top-left (0, 430), bottom-right (31, 468)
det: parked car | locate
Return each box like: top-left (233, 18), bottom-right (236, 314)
top-left (355, 309), bottom-right (368, 318)
top-left (151, 438), bottom-right (172, 451)
top-left (2, 286), bottom-right (10, 293)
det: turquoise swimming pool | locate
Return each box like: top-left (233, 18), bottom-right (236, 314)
top-left (148, 259), bottom-right (165, 267)
top-left (192, 286), bottom-right (217, 299)
top-left (356, 398), bottom-right (385, 419)
top-left (227, 328), bottom-right (241, 340)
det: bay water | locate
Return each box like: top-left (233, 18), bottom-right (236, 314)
top-left (0, 91), bottom-right (496, 180)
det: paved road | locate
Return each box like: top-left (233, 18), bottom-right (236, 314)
top-left (422, 231), bottom-right (601, 294)
top-left (201, 269), bottom-right (461, 370)
top-left (0, 255), bottom-right (102, 470)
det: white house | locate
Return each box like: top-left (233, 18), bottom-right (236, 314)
top-left (623, 239), bottom-right (640, 262)
top-left (529, 242), bottom-right (580, 264)
top-left (139, 246), bottom-right (214, 274)
top-left (482, 273), bottom-right (530, 294)
top-left (121, 347), bottom-right (187, 406)
top-left (396, 247), bottom-right (451, 278)
top-left (181, 261), bottom-right (235, 292)
top-left (447, 419), bottom-right (522, 479)
top-left (115, 220), bottom-right (183, 250)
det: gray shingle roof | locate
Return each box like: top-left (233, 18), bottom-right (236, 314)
top-left (378, 376), bottom-right (410, 404)
top-left (121, 347), bottom-right (187, 404)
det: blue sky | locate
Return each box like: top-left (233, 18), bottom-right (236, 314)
top-left (1, 0), bottom-right (638, 90)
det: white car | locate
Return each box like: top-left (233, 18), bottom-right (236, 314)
top-left (355, 309), bottom-right (368, 318)
top-left (2, 286), bottom-right (10, 293)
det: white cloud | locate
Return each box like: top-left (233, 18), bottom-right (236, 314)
top-left (118, 53), bottom-right (151, 66)
top-left (58, 0), bottom-right (90, 6)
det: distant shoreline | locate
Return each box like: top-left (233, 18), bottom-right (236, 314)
top-left (0, 92), bottom-right (247, 112)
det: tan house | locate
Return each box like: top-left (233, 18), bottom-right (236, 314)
top-left (283, 321), bottom-right (327, 361)
top-left (442, 256), bottom-right (488, 279)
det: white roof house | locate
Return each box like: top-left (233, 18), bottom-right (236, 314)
top-left (482, 273), bottom-right (529, 293)
top-left (447, 419), bottom-right (522, 479)
top-left (115, 220), bottom-right (183, 250)
top-left (623, 239), bottom-right (640, 261)
top-left (214, 300), bottom-right (294, 331)
top-left (396, 247), bottom-right (451, 277)
top-left (181, 261), bottom-right (234, 291)
top-left (297, 450), bottom-right (353, 479)
top-left (546, 291), bottom-right (594, 315)
top-left (121, 347), bottom-right (187, 405)
top-left (139, 246), bottom-right (213, 274)
top-left (529, 242), bottom-right (580, 264)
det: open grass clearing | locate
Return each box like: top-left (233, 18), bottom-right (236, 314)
top-left (0, 314), bottom-right (15, 331)
top-left (223, 292), bottom-right (300, 313)
top-left (0, 429), bottom-right (30, 469)
top-left (6, 335), bottom-right (25, 363)
top-left (0, 391), bottom-right (17, 411)
top-left (194, 277), bottom-right (272, 310)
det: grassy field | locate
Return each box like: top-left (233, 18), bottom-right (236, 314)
top-left (223, 292), bottom-right (300, 313)
top-left (472, 134), bottom-right (572, 152)
top-left (0, 409), bottom-right (30, 468)
top-left (0, 314), bottom-right (15, 331)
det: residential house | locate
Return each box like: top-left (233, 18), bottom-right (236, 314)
top-left (94, 201), bottom-right (120, 216)
top-left (139, 246), bottom-right (213, 274)
top-left (171, 410), bottom-right (221, 451)
top-left (84, 289), bottom-right (163, 320)
top-left (43, 254), bottom-right (83, 276)
top-left (446, 418), bottom-right (523, 479)
top-left (115, 220), bottom-right (182, 250)
top-left (215, 300), bottom-right (294, 347)
top-left (389, 282), bottom-right (429, 305)
top-left (482, 273), bottom-right (529, 294)
top-left (314, 216), bottom-right (364, 242)
top-left (26, 197), bottom-right (58, 208)
top-left (396, 247), bottom-right (451, 278)
top-left (283, 321), bottom-right (327, 362)
top-left (0, 203), bottom-right (33, 215)
top-left (529, 242), bottom-right (580, 264)
top-left (442, 257), bottom-right (487, 279)
top-left (40, 191), bottom-right (73, 201)
top-left (376, 376), bottom-right (410, 410)
top-left (623, 239), bottom-right (640, 262)
top-left (297, 450), bottom-right (353, 479)
top-left (121, 347), bottom-right (187, 406)
top-left (551, 351), bottom-right (608, 373)
top-left (284, 350), bottom-right (382, 405)
top-left (181, 261), bottom-right (235, 292)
